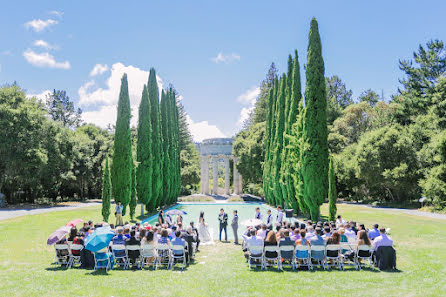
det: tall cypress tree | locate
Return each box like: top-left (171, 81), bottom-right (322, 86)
top-left (301, 18), bottom-right (329, 220)
top-left (111, 73), bottom-right (132, 216)
top-left (101, 156), bottom-right (111, 222)
top-left (328, 156), bottom-right (337, 221)
top-left (272, 75), bottom-right (287, 206)
top-left (160, 90), bottom-right (171, 205)
top-left (147, 68), bottom-right (163, 208)
top-left (129, 160), bottom-right (137, 220)
top-left (172, 90), bottom-right (181, 200)
top-left (136, 85), bottom-right (152, 211)
top-left (263, 87), bottom-right (275, 204)
top-left (266, 78), bottom-right (279, 205)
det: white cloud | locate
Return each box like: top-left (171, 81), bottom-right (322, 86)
top-left (33, 40), bottom-right (56, 50)
top-left (26, 90), bottom-right (51, 101)
top-left (48, 10), bottom-right (63, 18)
top-left (23, 49), bottom-right (70, 69)
top-left (186, 115), bottom-right (226, 142)
top-left (79, 63), bottom-right (163, 128)
top-left (236, 86), bottom-right (260, 127)
top-left (211, 52), bottom-right (241, 64)
top-left (89, 64), bottom-right (109, 77)
top-left (25, 19), bottom-right (58, 32)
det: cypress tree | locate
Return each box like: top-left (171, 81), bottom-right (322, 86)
top-left (272, 75), bottom-right (287, 206)
top-left (267, 78), bottom-right (279, 205)
top-left (101, 156), bottom-right (111, 222)
top-left (129, 160), bottom-right (137, 220)
top-left (111, 73), bottom-right (132, 216)
top-left (136, 85), bottom-right (152, 211)
top-left (301, 18), bottom-right (329, 220)
top-left (172, 90), bottom-right (181, 200)
top-left (160, 90), bottom-right (171, 205)
top-left (263, 87), bottom-right (275, 204)
top-left (328, 156), bottom-right (337, 221)
top-left (147, 68), bottom-right (163, 208)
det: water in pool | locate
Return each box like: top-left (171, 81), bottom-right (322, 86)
top-left (142, 203), bottom-right (284, 241)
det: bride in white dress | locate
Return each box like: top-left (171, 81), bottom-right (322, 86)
top-left (198, 211), bottom-right (214, 245)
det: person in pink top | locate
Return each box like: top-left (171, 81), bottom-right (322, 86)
top-left (373, 227), bottom-right (393, 251)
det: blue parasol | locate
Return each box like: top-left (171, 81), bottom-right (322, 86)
top-left (84, 226), bottom-right (115, 252)
top-left (165, 209), bottom-right (188, 216)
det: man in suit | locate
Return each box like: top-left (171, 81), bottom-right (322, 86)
top-left (276, 206), bottom-right (284, 227)
top-left (266, 209), bottom-right (273, 230)
top-left (232, 210), bottom-right (239, 244)
top-left (254, 207), bottom-right (262, 220)
top-left (218, 208), bottom-right (228, 241)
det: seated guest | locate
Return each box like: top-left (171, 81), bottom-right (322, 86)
top-left (171, 230), bottom-right (186, 257)
top-left (112, 226), bottom-right (127, 258)
top-left (344, 224), bottom-right (356, 240)
top-left (322, 226), bottom-right (331, 240)
top-left (243, 229), bottom-right (263, 260)
top-left (305, 226), bottom-right (315, 240)
top-left (141, 230), bottom-right (156, 264)
top-left (279, 230), bottom-right (295, 261)
top-left (139, 228), bottom-right (146, 240)
top-left (67, 227), bottom-right (77, 242)
top-left (264, 231), bottom-right (278, 259)
top-left (80, 222), bottom-right (89, 233)
top-left (181, 226), bottom-right (197, 262)
top-left (290, 228), bottom-right (301, 241)
top-left (126, 230), bottom-right (141, 267)
top-left (190, 221), bottom-right (200, 252)
top-left (177, 215), bottom-right (183, 225)
top-left (350, 221), bottom-right (358, 234)
top-left (295, 230), bottom-right (310, 260)
top-left (368, 224), bottom-right (380, 240)
top-left (326, 231), bottom-right (341, 259)
top-left (158, 229), bottom-right (171, 247)
top-left (310, 227), bottom-right (326, 261)
top-left (123, 227), bottom-right (131, 239)
top-left (373, 227), bottom-right (393, 251)
top-left (71, 232), bottom-right (85, 256)
top-left (338, 228), bottom-right (348, 243)
top-left (358, 224), bottom-right (366, 233)
top-left (336, 215), bottom-right (346, 227)
top-left (257, 224), bottom-right (268, 239)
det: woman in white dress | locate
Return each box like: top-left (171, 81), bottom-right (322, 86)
top-left (198, 211), bottom-right (214, 245)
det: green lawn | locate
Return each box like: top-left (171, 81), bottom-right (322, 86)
top-left (0, 203), bottom-right (445, 297)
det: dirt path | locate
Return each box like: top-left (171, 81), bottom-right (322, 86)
top-left (0, 202), bottom-right (101, 221)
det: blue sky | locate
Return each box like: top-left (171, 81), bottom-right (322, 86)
top-left (1, 1), bottom-right (445, 141)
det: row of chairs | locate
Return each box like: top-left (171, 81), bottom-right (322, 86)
top-left (246, 243), bottom-right (374, 271)
top-left (53, 244), bottom-right (84, 268)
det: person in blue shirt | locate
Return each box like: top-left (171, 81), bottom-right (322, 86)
top-left (368, 224), bottom-right (380, 240)
top-left (171, 230), bottom-right (186, 257)
top-left (112, 226), bottom-right (126, 258)
top-left (310, 227), bottom-right (326, 261)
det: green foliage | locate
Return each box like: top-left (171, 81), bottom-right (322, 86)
top-left (301, 18), bottom-right (329, 220)
top-left (249, 63), bottom-right (277, 126)
top-left (45, 89), bottom-right (82, 128)
top-left (101, 156), bottom-right (111, 222)
top-left (272, 76), bottom-right (286, 206)
top-left (111, 73), bottom-right (133, 216)
top-left (180, 142), bottom-right (201, 195)
top-left (328, 156), bottom-right (337, 221)
top-left (129, 160), bottom-right (137, 220)
top-left (325, 75), bottom-right (353, 124)
top-left (358, 89), bottom-right (380, 107)
top-left (160, 90), bottom-right (171, 205)
top-left (136, 85), bottom-right (152, 208)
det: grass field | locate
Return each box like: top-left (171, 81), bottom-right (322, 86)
top-left (0, 203), bottom-right (445, 297)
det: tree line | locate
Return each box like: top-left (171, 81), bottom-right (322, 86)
top-left (235, 18), bottom-right (446, 217)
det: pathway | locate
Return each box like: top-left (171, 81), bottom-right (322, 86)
top-left (0, 202), bottom-right (101, 221)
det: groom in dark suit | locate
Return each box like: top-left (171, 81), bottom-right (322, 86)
top-left (218, 208), bottom-right (228, 241)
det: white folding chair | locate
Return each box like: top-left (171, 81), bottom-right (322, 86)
top-left (263, 245), bottom-right (280, 270)
top-left (247, 245), bottom-right (264, 270)
top-left (94, 247), bottom-right (112, 271)
top-left (54, 244), bottom-right (71, 268)
top-left (325, 244), bottom-right (343, 270)
top-left (170, 245), bottom-right (187, 270)
top-left (310, 245), bottom-right (326, 270)
top-left (68, 244), bottom-right (83, 268)
top-left (278, 245), bottom-right (295, 270)
top-left (140, 243), bottom-right (156, 269)
top-left (356, 245), bottom-right (374, 270)
top-left (295, 245), bottom-right (312, 270)
top-left (111, 244), bottom-right (129, 269)
top-left (340, 243), bottom-right (358, 270)
top-left (155, 243), bottom-right (171, 269)
top-left (126, 245), bottom-right (142, 268)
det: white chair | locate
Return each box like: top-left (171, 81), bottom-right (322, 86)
top-left (68, 244), bottom-right (83, 268)
top-left (278, 245), bottom-right (295, 270)
top-left (295, 245), bottom-right (312, 270)
top-left (54, 244), bottom-right (71, 268)
top-left (111, 244), bottom-right (128, 269)
top-left (94, 247), bottom-right (112, 271)
top-left (126, 245), bottom-right (142, 268)
top-left (170, 245), bottom-right (187, 270)
top-left (155, 243), bottom-right (171, 269)
top-left (263, 245), bottom-right (280, 270)
top-left (325, 244), bottom-right (343, 270)
top-left (310, 245), bottom-right (326, 270)
top-left (140, 243), bottom-right (156, 269)
top-left (247, 245), bottom-right (264, 270)
top-left (340, 243), bottom-right (358, 270)
top-left (356, 245), bottom-right (374, 270)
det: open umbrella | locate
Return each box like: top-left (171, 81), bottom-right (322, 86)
top-left (241, 219), bottom-right (263, 227)
top-left (84, 226), bottom-right (115, 253)
top-left (165, 209), bottom-right (188, 216)
top-left (47, 225), bottom-right (71, 245)
top-left (66, 219), bottom-right (83, 227)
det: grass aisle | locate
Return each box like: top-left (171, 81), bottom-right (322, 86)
top-left (0, 204), bottom-right (445, 297)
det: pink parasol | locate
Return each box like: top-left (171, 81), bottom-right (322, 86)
top-left (66, 219), bottom-right (84, 227)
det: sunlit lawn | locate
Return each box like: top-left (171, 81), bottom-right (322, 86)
top-left (0, 203), bottom-right (445, 297)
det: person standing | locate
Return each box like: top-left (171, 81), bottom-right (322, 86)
top-left (266, 209), bottom-right (273, 230)
top-left (218, 208), bottom-right (228, 241)
top-left (254, 207), bottom-right (263, 220)
top-left (115, 201), bottom-right (123, 226)
top-left (232, 210), bottom-right (239, 244)
top-left (276, 206), bottom-right (283, 227)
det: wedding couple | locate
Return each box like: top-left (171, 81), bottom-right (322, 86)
top-left (197, 209), bottom-right (232, 245)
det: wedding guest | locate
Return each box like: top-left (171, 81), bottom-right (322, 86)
top-left (368, 224), bottom-right (380, 240)
top-left (336, 215), bottom-right (346, 227)
top-left (264, 231), bottom-right (278, 259)
top-left (373, 228), bottom-right (393, 251)
top-left (126, 230), bottom-right (141, 267)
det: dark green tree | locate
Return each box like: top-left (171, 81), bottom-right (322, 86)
top-left (101, 155), bottom-right (112, 222)
top-left (129, 160), bottom-right (137, 220)
top-left (136, 85), bottom-right (152, 210)
top-left (160, 90), bottom-right (171, 205)
top-left (359, 89), bottom-right (380, 107)
top-left (45, 89), bottom-right (82, 128)
top-left (111, 73), bottom-right (133, 216)
top-left (301, 18), bottom-right (329, 220)
top-left (147, 68), bottom-right (163, 208)
top-left (328, 156), bottom-right (337, 221)
top-left (272, 76), bottom-right (286, 206)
